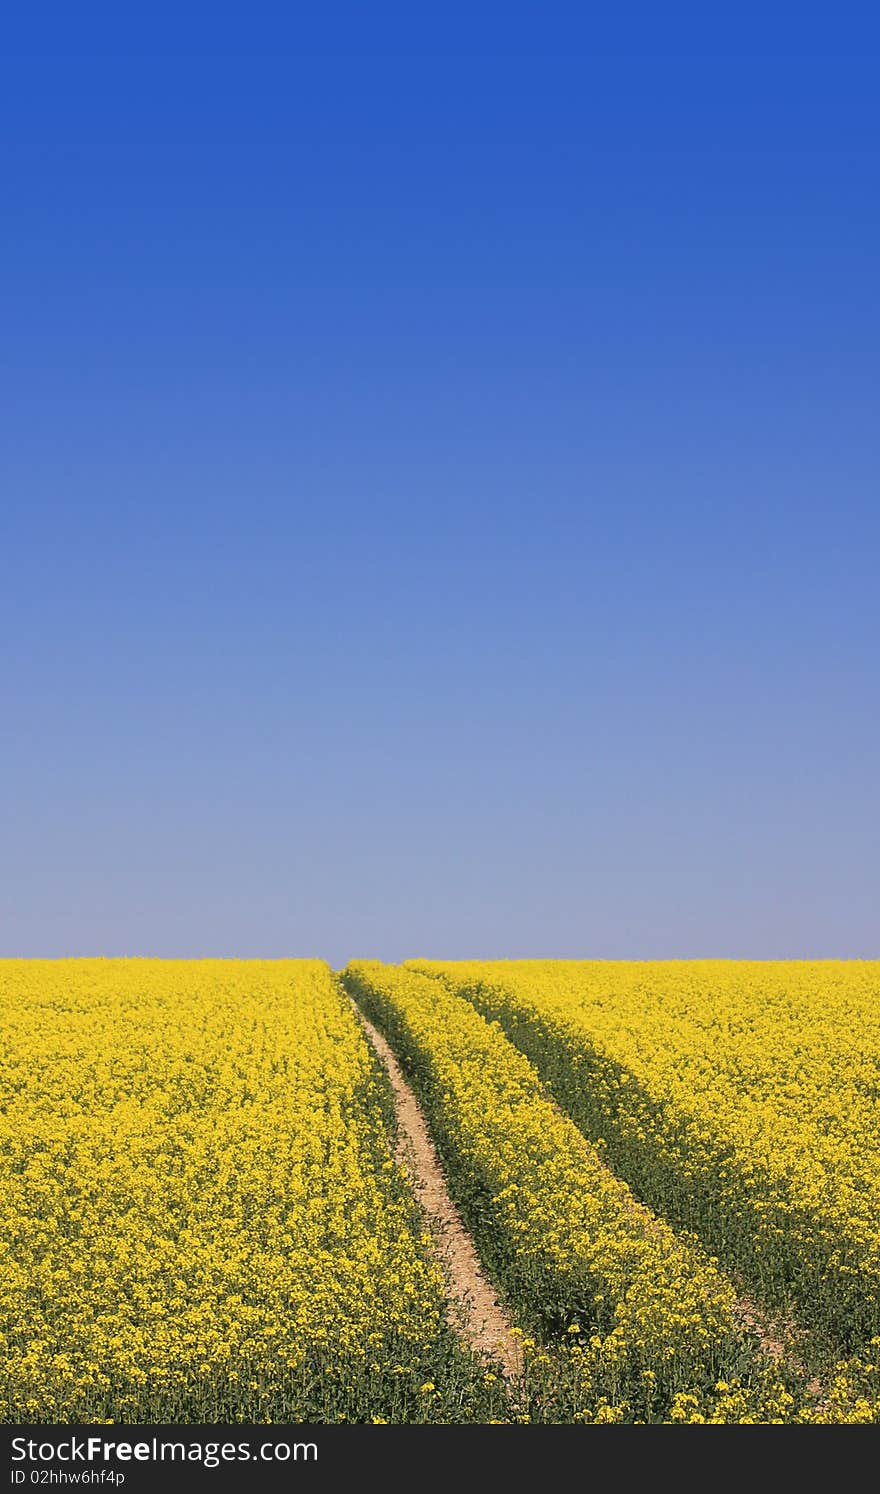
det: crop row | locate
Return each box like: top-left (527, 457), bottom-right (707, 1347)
top-left (345, 960), bottom-right (796, 1423)
top-left (409, 959), bottom-right (880, 1367)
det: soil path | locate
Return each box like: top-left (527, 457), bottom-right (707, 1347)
top-left (733, 1295), bottom-right (822, 1397)
top-left (351, 1003), bottom-right (523, 1379)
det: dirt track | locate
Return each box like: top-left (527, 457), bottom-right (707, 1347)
top-left (352, 1004), bottom-right (523, 1379)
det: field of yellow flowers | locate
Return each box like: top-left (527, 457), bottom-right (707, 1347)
top-left (0, 960), bottom-right (503, 1424)
top-left (408, 958), bottom-right (880, 1417)
top-left (346, 961), bottom-right (803, 1422)
top-left (3, 957), bottom-right (879, 1423)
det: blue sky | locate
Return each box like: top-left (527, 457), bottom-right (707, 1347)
top-left (2, 21), bottom-right (878, 961)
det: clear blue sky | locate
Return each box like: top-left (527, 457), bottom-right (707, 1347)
top-left (2, 15), bottom-right (878, 962)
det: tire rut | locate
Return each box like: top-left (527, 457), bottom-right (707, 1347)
top-left (349, 1000), bottom-right (523, 1380)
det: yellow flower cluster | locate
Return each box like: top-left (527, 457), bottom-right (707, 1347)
top-left (0, 959), bottom-right (501, 1424)
top-left (795, 1339), bottom-right (880, 1423)
top-left (411, 960), bottom-right (880, 1370)
top-left (346, 961), bottom-right (790, 1422)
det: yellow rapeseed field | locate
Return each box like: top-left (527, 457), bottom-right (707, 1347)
top-left (0, 959), bottom-right (502, 1424)
top-left (410, 958), bottom-right (880, 1417)
top-left (5, 956), bottom-right (879, 1423)
top-left (345, 960), bottom-right (798, 1423)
